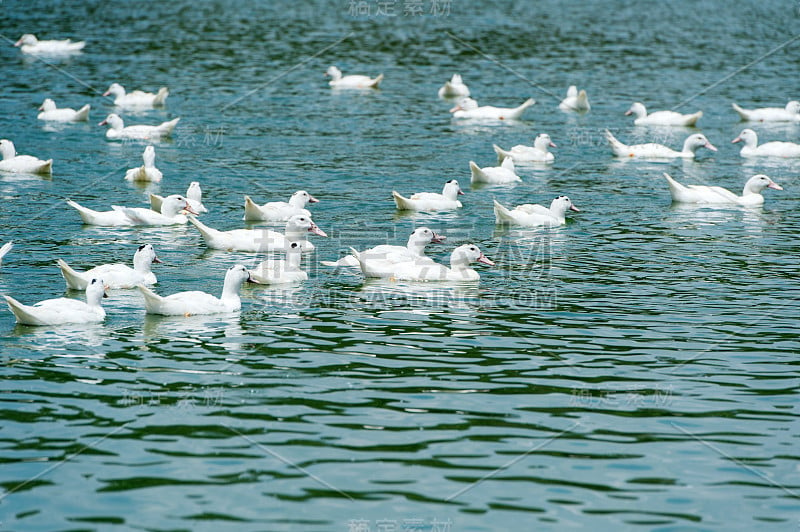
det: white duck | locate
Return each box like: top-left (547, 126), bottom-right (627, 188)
top-left (664, 173), bottom-right (783, 206)
top-left (354, 244), bottom-right (495, 282)
top-left (392, 180), bottom-right (464, 211)
top-left (14, 34), bottom-right (85, 55)
top-left (150, 182), bottom-right (207, 213)
top-left (99, 114), bottom-right (180, 140)
top-left (250, 242), bottom-right (308, 284)
top-left (493, 133), bottom-right (556, 164)
top-left (732, 129), bottom-right (800, 158)
top-left (243, 190), bottom-right (318, 221)
top-left (450, 97), bottom-right (535, 120)
top-left (325, 66), bottom-right (383, 89)
top-left (4, 277), bottom-right (107, 326)
top-left (125, 145), bottom-right (163, 183)
top-left (103, 83), bottom-right (169, 108)
top-left (57, 244), bottom-right (162, 290)
top-left (470, 158), bottom-right (521, 184)
top-left (604, 130), bottom-right (717, 159)
top-left (322, 227), bottom-right (445, 269)
top-left (37, 98), bottom-right (90, 122)
top-left (0, 139), bottom-right (52, 175)
top-left (559, 86), bottom-right (590, 112)
top-left (494, 196), bottom-right (580, 227)
top-left (625, 102), bottom-right (703, 127)
top-left (438, 74), bottom-right (470, 98)
top-left (0, 242), bottom-right (13, 267)
top-left (189, 214), bottom-right (327, 252)
top-left (138, 264), bottom-right (252, 316)
top-left (732, 101), bottom-right (800, 122)
top-left (67, 195), bottom-right (195, 226)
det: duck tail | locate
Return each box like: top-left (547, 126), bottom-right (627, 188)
top-left (604, 129), bottom-right (627, 156)
top-left (74, 104), bottom-right (91, 121)
top-left (469, 160), bottom-right (485, 183)
top-left (137, 285), bottom-right (164, 314)
top-left (4, 295), bottom-right (42, 325)
top-left (154, 87), bottom-right (169, 106)
top-left (66, 199), bottom-right (97, 224)
top-left (56, 258), bottom-right (88, 290)
top-left (243, 195), bottom-right (265, 221)
top-left (370, 74), bottom-right (384, 88)
top-left (731, 103), bottom-right (747, 120)
top-left (685, 111), bottom-right (703, 127)
top-left (391, 190), bottom-right (413, 210)
top-left (149, 193), bottom-right (164, 213)
top-left (0, 241), bottom-right (13, 263)
top-left (493, 199), bottom-right (515, 224)
top-left (508, 98), bottom-right (535, 119)
top-left (160, 117), bottom-right (180, 136)
top-left (187, 215), bottom-right (220, 245)
top-left (493, 144), bottom-right (512, 164)
top-left (37, 159), bottom-right (53, 175)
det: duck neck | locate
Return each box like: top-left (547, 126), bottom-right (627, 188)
top-left (286, 251), bottom-right (302, 270)
top-left (221, 278), bottom-right (243, 301)
top-left (133, 254), bottom-right (153, 274)
top-left (549, 201), bottom-right (568, 223)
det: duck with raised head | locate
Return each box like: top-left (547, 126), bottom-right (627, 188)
top-left (732, 101), bottom-right (800, 122)
top-left (5, 278), bottom-right (107, 325)
top-left (625, 102), bottom-right (702, 127)
top-left (103, 83), bottom-right (169, 108)
top-left (243, 190), bottom-right (318, 221)
top-left (604, 130), bottom-right (716, 159)
top-left (353, 244), bottom-right (495, 281)
top-left (392, 180), bottom-right (464, 211)
top-left (0, 139), bottom-right (52, 175)
top-left (494, 196), bottom-right (580, 227)
top-left (450, 97), bottom-right (535, 120)
top-left (99, 114), bottom-right (179, 140)
top-left (494, 133), bottom-right (556, 164)
top-left (57, 244), bottom-right (162, 290)
top-left (138, 264), bottom-right (253, 316)
top-left (663, 173), bottom-right (783, 206)
top-left (325, 66), bottom-right (383, 89)
top-left (189, 214), bottom-right (326, 252)
top-left (14, 34), bottom-right (85, 55)
top-left (732, 129), bottom-right (800, 158)
top-left (37, 98), bottom-right (90, 122)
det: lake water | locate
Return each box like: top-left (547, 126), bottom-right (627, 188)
top-left (2, 0), bottom-right (799, 530)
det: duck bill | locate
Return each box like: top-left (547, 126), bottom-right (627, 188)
top-left (731, 137), bottom-right (742, 144)
top-left (458, 189), bottom-right (465, 195)
top-left (14, 39), bottom-right (23, 47)
top-left (152, 256), bottom-right (164, 264)
top-left (477, 254), bottom-right (495, 266)
top-left (549, 141), bottom-right (558, 148)
top-left (431, 232), bottom-right (446, 244)
top-left (183, 204), bottom-right (199, 216)
top-left (705, 142), bottom-right (718, 152)
top-left (309, 223), bottom-right (327, 237)
top-left (449, 104), bottom-right (462, 113)
top-left (768, 182), bottom-right (784, 190)
top-left (624, 110), bottom-right (633, 116)
top-left (98, 119), bottom-right (108, 126)
top-left (246, 273), bottom-right (260, 284)
top-left (569, 204), bottom-right (580, 212)
top-left (102, 90), bottom-right (111, 97)
top-left (308, 195), bottom-right (320, 203)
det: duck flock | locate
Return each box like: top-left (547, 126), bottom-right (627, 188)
top-left (1, 34), bottom-right (796, 326)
